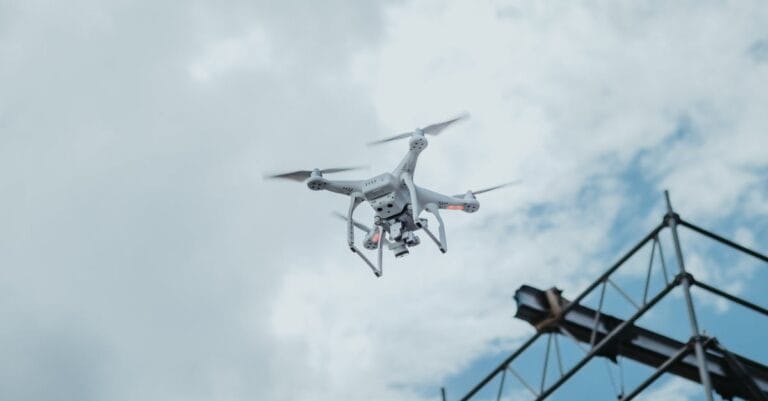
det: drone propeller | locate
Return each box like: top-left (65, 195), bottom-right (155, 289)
top-left (265, 166), bottom-right (366, 182)
top-left (455, 180), bottom-right (521, 198)
top-left (331, 211), bottom-right (373, 233)
top-left (367, 113), bottom-right (470, 146)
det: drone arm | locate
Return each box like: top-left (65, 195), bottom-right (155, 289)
top-left (316, 179), bottom-right (364, 196)
top-left (402, 172), bottom-right (421, 226)
top-left (417, 186), bottom-right (479, 213)
top-left (392, 149), bottom-right (419, 178)
top-left (438, 197), bottom-right (478, 213)
top-left (424, 203), bottom-right (447, 253)
top-left (392, 131), bottom-right (428, 179)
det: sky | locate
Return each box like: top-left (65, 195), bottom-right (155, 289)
top-left (1, 1), bottom-right (767, 400)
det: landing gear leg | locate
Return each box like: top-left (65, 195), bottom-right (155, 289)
top-left (403, 173), bottom-right (421, 227)
top-left (423, 203), bottom-right (448, 253)
top-left (347, 194), bottom-right (383, 277)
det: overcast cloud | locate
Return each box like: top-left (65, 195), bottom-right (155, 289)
top-left (1, 1), bottom-right (767, 400)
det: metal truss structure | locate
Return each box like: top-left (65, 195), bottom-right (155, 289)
top-left (445, 191), bottom-right (768, 401)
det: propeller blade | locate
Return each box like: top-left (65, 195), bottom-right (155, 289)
top-left (472, 181), bottom-right (520, 195)
top-left (366, 132), bottom-right (412, 146)
top-left (332, 211), bottom-right (373, 233)
top-left (320, 166), bottom-right (367, 174)
top-left (265, 166), bottom-right (367, 182)
top-left (454, 180), bottom-right (521, 197)
top-left (265, 170), bottom-right (312, 182)
top-left (422, 112), bottom-right (469, 136)
top-left (367, 113), bottom-right (469, 146)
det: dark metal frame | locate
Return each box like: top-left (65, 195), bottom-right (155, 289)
top-left (445, 191), bottom-right (768, 401)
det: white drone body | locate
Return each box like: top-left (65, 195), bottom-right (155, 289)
top-left (268, 114), bottom-right (514, 277)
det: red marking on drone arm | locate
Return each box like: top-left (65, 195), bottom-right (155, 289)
top-left (447, 205), bottom-right (464, 210)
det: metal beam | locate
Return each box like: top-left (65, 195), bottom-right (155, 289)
top-left (515, 285), bottom-right (768, 401)
top-left (693, 279), bottom-right (768, 317)
top-left (620, 343), bottom-right (692, 401)
top-left (555, 223), bottom-right (665, 321)
top-left (714, 340), bottom-right (768, 401)
top-left (664, 190), bottom-right (714, 401)
top-left (680, 219), bottom-right (768, 264)
top-left (450, 193), bottom-right (767, 401)
top-left (533, 280), bottom-right (678, 401)
top-left (458, 331), bottom-right (544, 401)
top-left (456, 224), bottom-right (663, 401)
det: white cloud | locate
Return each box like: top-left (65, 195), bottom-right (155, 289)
top-left (270, 0), bottom-right (768, 399)
top-left (1, 1), bottom-right (766, 401)
top-left (188, 28), bottom-right (273, 83)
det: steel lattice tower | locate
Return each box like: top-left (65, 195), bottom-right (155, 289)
top-left (443, 191), bottom-right (768, 401)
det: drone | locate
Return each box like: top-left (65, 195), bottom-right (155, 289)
top-left (267, 114), bottom-right (515, 277)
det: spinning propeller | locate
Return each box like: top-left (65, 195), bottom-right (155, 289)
top-left (265, 166), bottom-right (366, 182)
top-left (368, 113), bottom-right (470, 146)
top-left (455, 180), bottom-right (521, 198)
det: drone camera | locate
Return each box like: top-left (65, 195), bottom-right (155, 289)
top-left (403, 232), bottom-right (420, 247)
top-left (391, 240), bottom-right (409, 257)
